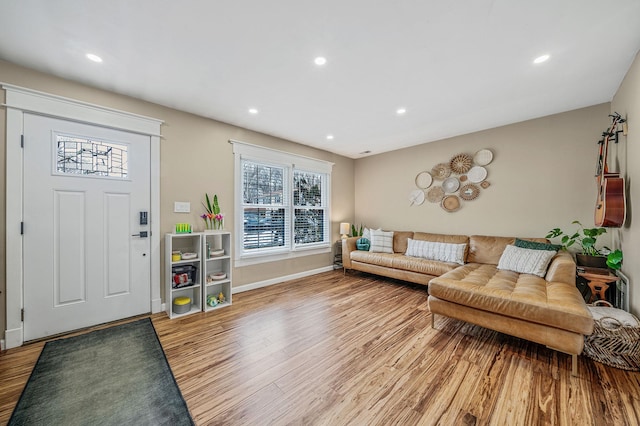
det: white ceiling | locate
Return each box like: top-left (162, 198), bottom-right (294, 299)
top-left (1, 1), bottom-right (639, 158)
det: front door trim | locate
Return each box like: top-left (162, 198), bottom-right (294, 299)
top-left (3, 83), bottom-right (163, 349)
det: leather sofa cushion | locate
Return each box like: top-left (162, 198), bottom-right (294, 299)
top-left (467, 235), bottom-right (548, 265)
top-left (350, 251), bottom-right (458, 276)
top-left (428, 263), bottom-right (593, 335)
top-left (393, 231), bottom-right (414, 253)
top-left (351, 251), bottom-right (395, 268)
top-left (413, 232), bottom-right (468, 244)
top-left (392, 254), bottom-right (459, 276)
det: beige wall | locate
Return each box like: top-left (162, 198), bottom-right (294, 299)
top-left (0, 59), bottom-right (356, 339)
top-left (354, 104), bottom-right (610, 237)
top-left (612, 51), bottom-right (640, 317)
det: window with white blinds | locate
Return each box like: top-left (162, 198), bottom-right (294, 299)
top-left (241, 161), bottom-right (288, 252)
top-left (293, 170), bottom-right (326, 245)
top-left (232, 141), bottom-right (333, 264)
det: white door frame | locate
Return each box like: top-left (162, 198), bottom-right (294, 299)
top-left (2, 83), bottom-right (163, 349)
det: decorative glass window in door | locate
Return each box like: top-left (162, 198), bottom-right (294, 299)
top-left (56, 134), bottom-right (128, 178)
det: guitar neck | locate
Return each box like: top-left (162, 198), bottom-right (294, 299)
top-left (599, 114), bottom-right (621, 177)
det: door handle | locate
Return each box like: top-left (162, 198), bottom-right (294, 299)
top-left (132, 231), bottom-right (148, 238)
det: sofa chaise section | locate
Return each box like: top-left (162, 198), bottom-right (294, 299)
top-left (428, 235), bottom-right (593, 376)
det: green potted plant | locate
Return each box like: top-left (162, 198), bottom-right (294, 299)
top-left (546, 221), bottom-right (608, 268)
top-left (350, 224), bottom-right (364, 237)
top-left (605, 249), bottom-right (623, 271)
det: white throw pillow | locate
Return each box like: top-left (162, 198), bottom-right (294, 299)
top-left (362, 227), bottom-right (380, 241)
top-left (369, 229), bottom-right (394, 253)
top-left (497, 244), bottom-right (557, 277)
top-left (405, 238), bottom-right (466, 265)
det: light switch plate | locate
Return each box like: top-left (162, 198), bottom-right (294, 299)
top-left (174, 201), bottom-right (191, 213)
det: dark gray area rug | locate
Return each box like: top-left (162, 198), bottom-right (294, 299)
top-left (9, 318), bottom-right (194, 426)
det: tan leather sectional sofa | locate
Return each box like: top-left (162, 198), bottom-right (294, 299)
top-left (342, 232), bottom-right (594, 376)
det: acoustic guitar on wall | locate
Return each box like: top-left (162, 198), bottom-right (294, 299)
top-left (594, 112), bottom-right (626, 227)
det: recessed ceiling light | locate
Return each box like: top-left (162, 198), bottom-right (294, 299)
top-left (248, 108), bottom-right (259, 114)
top-left (314, 57), bottom-right (327, 66)
top-left (533, 54), bottom-right (550, 64)
top-left (326, 134), bottom-right (334, 140)
top-left (396, 108), bottom-right (407, 115)
top-left (86, 53), bottom-right (103, 63)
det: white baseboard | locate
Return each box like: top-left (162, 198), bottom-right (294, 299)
top-left (4, 327), bottom-right (23, 350)
top-left (158, 267), bottom-right (333, 314)
top-left (1, 339), bottom-right (5, 351)
top-left (232, 266), bottom-right (334, 294)
top-left (151, 297), bottom-right (162, 314)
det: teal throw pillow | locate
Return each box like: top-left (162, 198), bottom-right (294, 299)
top-left (356, 238), bottom-right (370, 251)
top-left (515, 238), bottom-right (561, 252)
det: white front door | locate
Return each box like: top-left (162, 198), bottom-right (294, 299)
top-left (23, 114), bottom-right (151, 341)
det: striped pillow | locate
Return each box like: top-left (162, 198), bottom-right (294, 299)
top-left (405, 239), bottom-right (466, 265)
top-left (497, 244), bottom-right (557, 277)
top-left (369, 230), bottom-right (394, 253)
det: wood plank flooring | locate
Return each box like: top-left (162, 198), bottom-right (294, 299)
top-left (1, 270), bottom-right (639, 425)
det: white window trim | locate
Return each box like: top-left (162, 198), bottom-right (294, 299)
top-left (230, 139), bottom-right (333, 267)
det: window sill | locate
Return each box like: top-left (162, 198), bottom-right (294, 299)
top-left (235, 245), bottom-right (331, 267)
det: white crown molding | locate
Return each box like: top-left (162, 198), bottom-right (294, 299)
top-left (2, 83), bottom-right (163, 136)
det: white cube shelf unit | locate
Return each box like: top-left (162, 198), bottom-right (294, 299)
top-left (202, 231), bottom-right (232, 312)
top-left (165, 231), bottom-right (233, 319)
top-left (165, 233), bottom-right (203, 319)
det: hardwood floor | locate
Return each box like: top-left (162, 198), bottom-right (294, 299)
top-left (1, 270), bottom-right (639, 425)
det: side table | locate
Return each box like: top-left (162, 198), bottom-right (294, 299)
top-left (333, 240), bottom-right (343, 270)
top-left (577, 268), bottom-right (618, 304)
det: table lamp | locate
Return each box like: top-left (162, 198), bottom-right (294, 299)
top-left (340, 222), bottom-right (350, 239)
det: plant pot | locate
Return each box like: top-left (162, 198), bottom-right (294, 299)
top-left (576, 254), bottom-right (608, 269)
